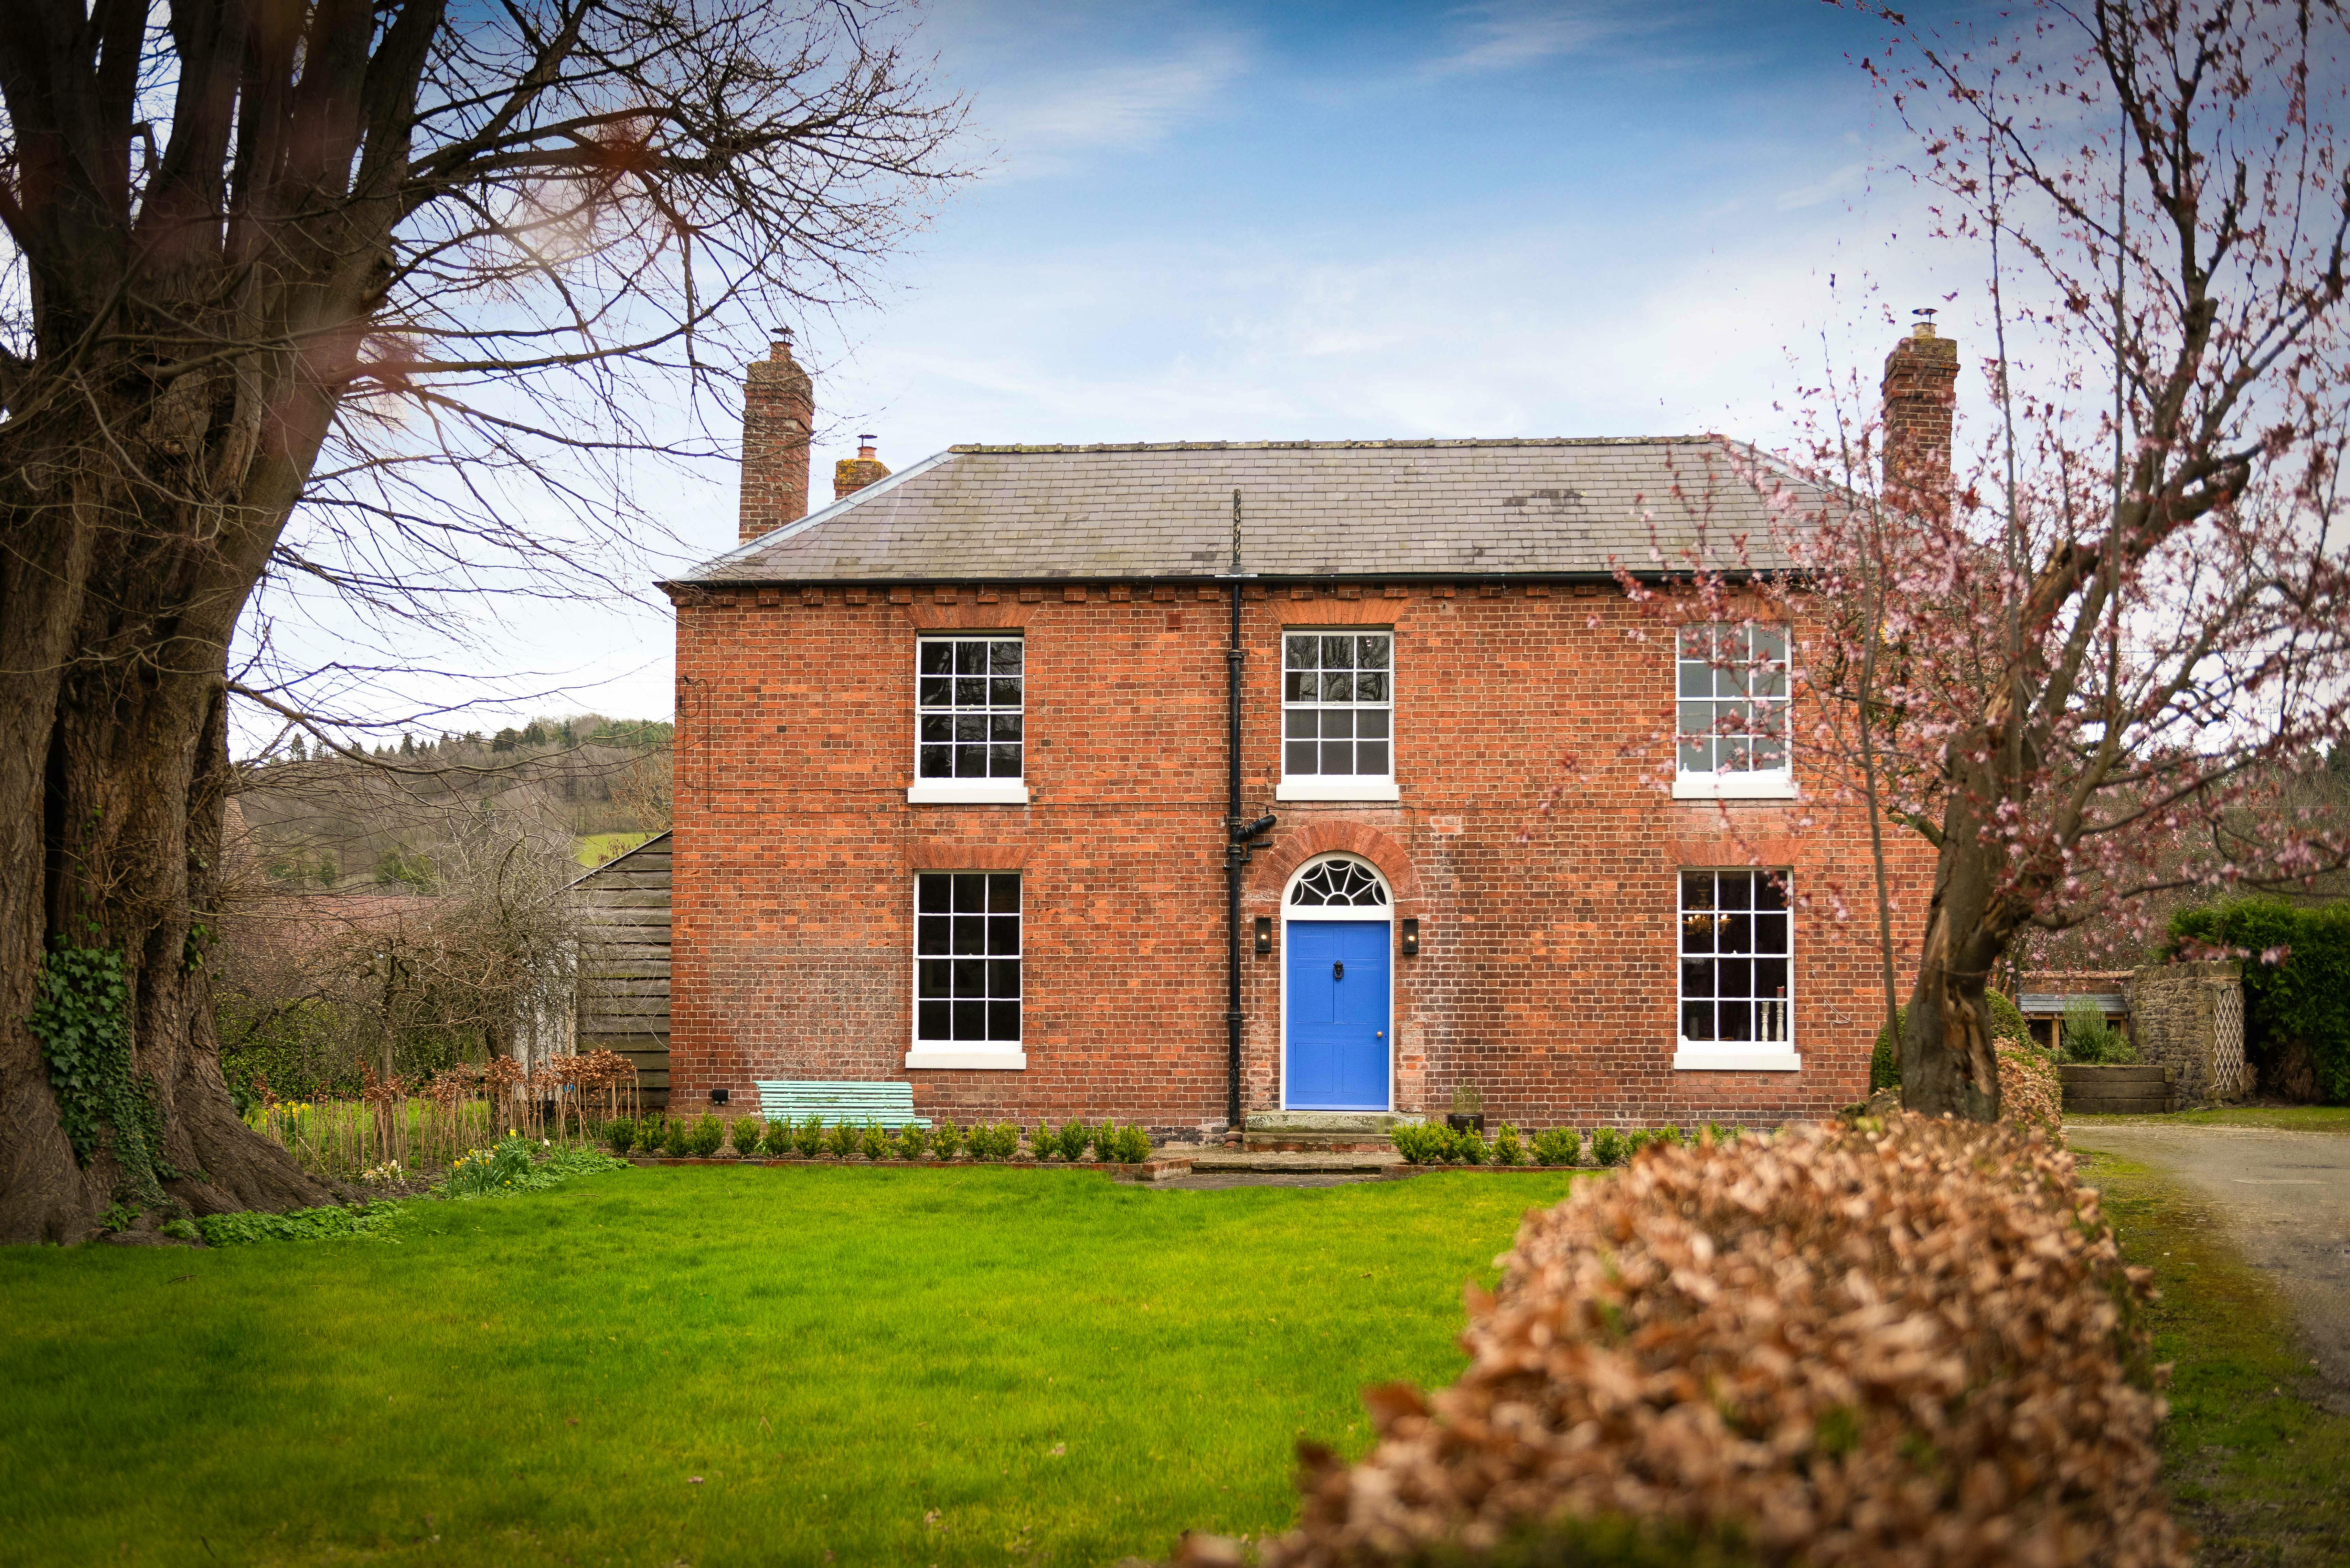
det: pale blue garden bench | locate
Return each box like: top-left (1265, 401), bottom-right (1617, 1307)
top-left (754, 1080), bottom-right (932, 1128)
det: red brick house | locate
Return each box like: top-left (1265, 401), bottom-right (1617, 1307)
top-left (660, 332), bottom-right (1945, 1139)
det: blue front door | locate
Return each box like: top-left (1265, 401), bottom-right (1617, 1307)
top-left (1285, 921), bottom-right (1391, 1110)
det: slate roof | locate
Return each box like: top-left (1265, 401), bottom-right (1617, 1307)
top-left (679, 437), bottom-right (1823, 585)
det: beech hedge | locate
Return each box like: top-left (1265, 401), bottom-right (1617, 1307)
top-left (1237, 1116), bottom-right (2179, 1568)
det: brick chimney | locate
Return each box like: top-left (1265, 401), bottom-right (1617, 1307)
top-left (1881, 310), bottom-right (1959, 520)
top-left (834, 434), bottom-right (891, 502)
top-left (739, 331), bottom-right (813, 544)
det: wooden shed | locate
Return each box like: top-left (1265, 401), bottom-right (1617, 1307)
top-left (567, 832), bottom-right (672, 1111)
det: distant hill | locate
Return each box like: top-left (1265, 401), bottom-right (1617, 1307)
top-left (235, 715), bottom-right (671, 891)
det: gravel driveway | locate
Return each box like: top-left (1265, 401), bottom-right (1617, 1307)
top-left (2066, 1121), bottom-right (2350, 1404)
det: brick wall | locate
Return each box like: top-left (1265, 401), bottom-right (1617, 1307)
top-left (667, 581), bottom-right (1934, 1135)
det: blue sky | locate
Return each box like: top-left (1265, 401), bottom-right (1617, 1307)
top-left (268, 0), bottom-right (2002, 742)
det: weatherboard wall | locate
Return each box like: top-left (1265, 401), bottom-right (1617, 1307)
top-left (570, 833), bottom-right (673, 1111)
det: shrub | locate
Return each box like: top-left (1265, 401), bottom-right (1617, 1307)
top-left (966, 1122), bottom-right (1015, 1161)
top-left (660, 1117), bottom-right (688, 1157)
top-left (932, 1117), bottom-right (962, 1158)
top-left (729, 1116), bottom-right (763, 1155)
top-left (1489, 1124), bottom-right (1524, 1165)
top-left (2170, 896), bottom-right (2350, 1101)
top-left (896, 1123), bottom-right (929, 1160)
top-left (1651, 1125), bottom-right (1683, 1149)
top-left (1258, 1116), bottom-right (2179, 1568)
top-left (1589, 1126), bottom-right (1625, 1168)
top-left (1032, 1122), bottom-right (1056, 1160)
top-left (763, 1117), bottom-right (793, 1157)
top-left (1625, 1128), bottom-right (1651, 1160)
top-left (1455, 1130), bottom-right (1489, 1166)
top-left (1530, 1127), bottom-right (1581, 1167)
top-left (688, 1114), bottom-right (725, 1157)
top-left (1057, 1119), bottom-right (1091, 1162)
top-left (1397, 1123), bottom-right (1464, 1164)
top-left (605, 1117), bottom-right (637, 1156)
top-left (1700, 1121), bottom-right (1740, 1145)
top-left (1391, 1124), bottom-right (1438, 1164)
top-left (823, 1118), bottom-right (858, 1159)
top-left (1086, 1120), bottom-right (1117, 1162)
top-left (792, 1115), bottom-right (823, 1158)
top-left (2061, 996), bottom-right (2137, 1063)
top-left (859, 1121), bottom-right (889, 1161)
top-left (1111, 1122), bottom-right (1152, 1163)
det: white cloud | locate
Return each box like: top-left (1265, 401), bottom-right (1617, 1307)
top-left (1426, 0), bottom-right (1667, 76)
top-left (984, 40), bottom-right (1250, 173)
top-left (911, 1), bottom-right (1253, 179)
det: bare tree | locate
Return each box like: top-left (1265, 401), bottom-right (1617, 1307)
top-left (0, 0), bottom-right (964, 1239)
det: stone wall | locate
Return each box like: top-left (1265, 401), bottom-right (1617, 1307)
top-left (2124, 962), bottom-right (2247, 1107)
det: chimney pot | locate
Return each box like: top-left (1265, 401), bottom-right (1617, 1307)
top-left (835, 435), bottom-right (891, 502)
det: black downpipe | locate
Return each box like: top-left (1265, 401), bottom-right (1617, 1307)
top-left (1225, 568), bottom-right (1245, 1132)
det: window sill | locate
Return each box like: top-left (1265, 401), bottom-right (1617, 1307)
top-left (1276, 777), bottom-right (1401, 802)
top-left (905, 1049), bottom-right (1026, 1071)
top-left (1672, 1048), bottom-right (1801, 1072)
top-left (1671, 772), bottom-right (1797, 801)
top-left (906, 779), bottom-right (1030, 805)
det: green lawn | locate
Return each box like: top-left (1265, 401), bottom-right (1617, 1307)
top-left (574, 831), bottom-right (654, 868)
top-left (2067, 1104), bottom-right (2350, 1133)
top-left (0, 1166), bottom-right (1573, 1567)
top-left (2075, 1150), bottom-right (2350, 1566)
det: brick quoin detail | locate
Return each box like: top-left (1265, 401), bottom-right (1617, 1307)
top-left (667, 585), bottom-right (1933, 1136)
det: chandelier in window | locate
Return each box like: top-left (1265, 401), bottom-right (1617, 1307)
top-left (1289, 857), bottom-right (1388, 907)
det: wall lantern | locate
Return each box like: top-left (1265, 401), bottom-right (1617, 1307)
top-left (1400, 919), bottom-right (1420, 958)
top-left (710, 1087), bottom-right (730, 1105)
top-left (1254, 916), bottom-right (1273, 956)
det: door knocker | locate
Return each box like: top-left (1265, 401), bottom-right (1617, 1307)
top-left (1332, 961), bottom-right (1344, 980)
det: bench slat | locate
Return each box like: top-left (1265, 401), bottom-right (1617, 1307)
top-left (752, 1079), bottom-right (932, 1127)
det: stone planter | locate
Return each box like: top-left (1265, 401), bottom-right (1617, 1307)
top-left (2059, 1063), bottom-right (2172, 1115)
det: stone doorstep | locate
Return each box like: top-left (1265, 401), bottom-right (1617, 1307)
top-left (1245, 1110), bottom-right (1424, 1133)
top-left (1243, 1110), bottom-right (1416, 1154)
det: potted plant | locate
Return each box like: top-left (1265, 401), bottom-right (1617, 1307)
top-left (1446, 1083), bottom-right (1485, 1134)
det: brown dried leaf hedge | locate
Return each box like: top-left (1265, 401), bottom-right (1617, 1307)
top-left (1256, 1116), bottom-right (2180, 1568)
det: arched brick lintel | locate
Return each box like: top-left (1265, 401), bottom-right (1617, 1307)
top-left (1252, 820), bottom-right (1421, 909)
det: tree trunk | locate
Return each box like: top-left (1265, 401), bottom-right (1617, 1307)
top-left (1901, 789), bottom-right (2008, 1121)
top-left (0, 436), bottom-right (333, 1243)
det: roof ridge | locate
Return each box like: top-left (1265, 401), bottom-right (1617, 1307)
top-left (944, 436), bottom-right (1719, 454)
